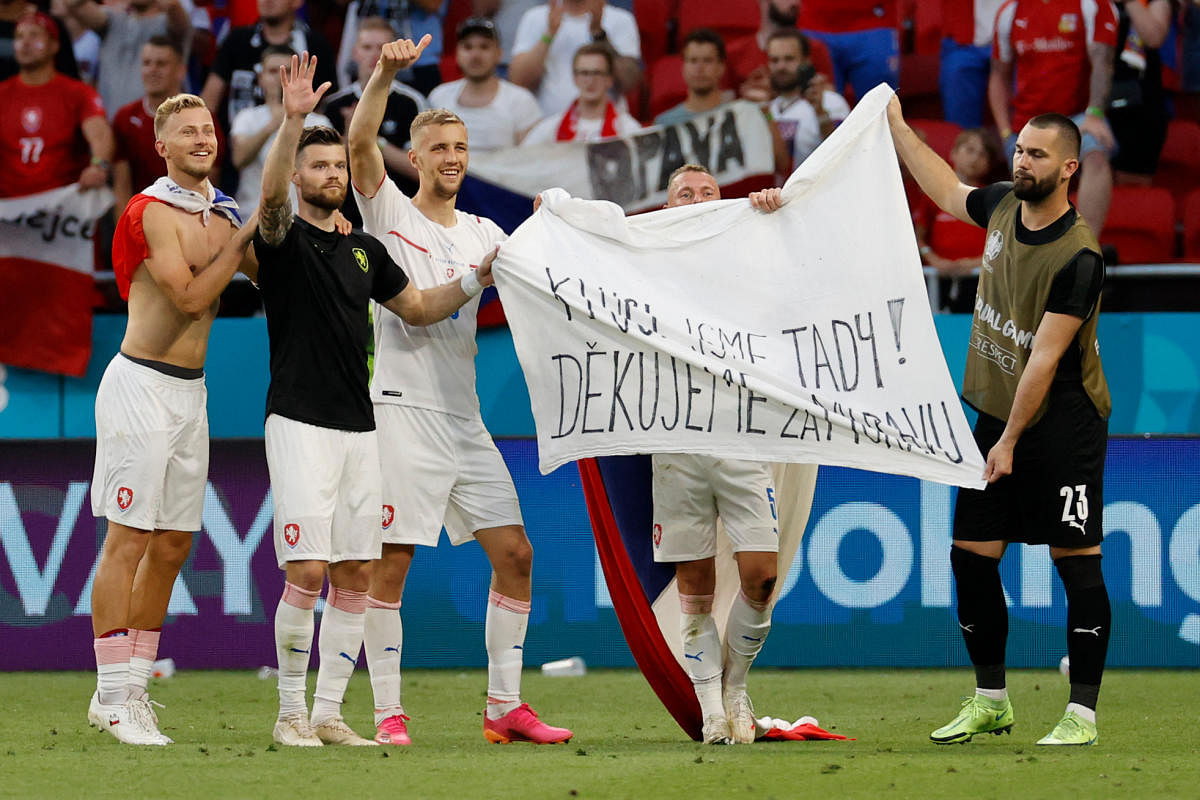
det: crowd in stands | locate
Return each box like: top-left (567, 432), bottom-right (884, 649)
top-left (2, 0), bottom-right (1200, 314)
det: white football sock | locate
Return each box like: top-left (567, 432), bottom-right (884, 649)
top-left (976, 687), bottom-right (1008, 701)
top-left (1066, 702), bottom-right (1096, 723)
top-left (311, 586), bottom-right (367, 725)
top-left (275, 583), bottom-right (318, 719)
top-left (485, 590), bottom-right (529, 720)
top-left (723, 591), bottom-right (771, 692)
top-left (127, 628), bottom-right (160, 701)
top-left (94, 632), bottom-right (132, 706)
top-left (679, 594), bottom-right (723, 719)
top-left (364, 595), bottom-right (404, 725)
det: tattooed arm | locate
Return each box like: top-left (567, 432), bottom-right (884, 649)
top-left (259, 51), bottom-right (332, 246)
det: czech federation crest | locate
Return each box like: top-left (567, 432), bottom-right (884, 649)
top-left (116, 486), bottom-right (133, 512)
top-left (284, 523), bottom-right (301, 548)
top-left (382, 504), bottom-right (395, 529)
top-left (353, 247), bottom-right (369, 272)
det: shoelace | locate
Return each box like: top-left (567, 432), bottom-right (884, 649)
top-left (128, 698), bottom-right (162, 735)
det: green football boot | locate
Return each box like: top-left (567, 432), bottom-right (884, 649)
top-left (1036, 710), bottom-right (1098, 746)
top-left (930, 694), bottom-right (1014, 744)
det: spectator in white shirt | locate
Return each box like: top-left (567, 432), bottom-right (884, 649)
top-left (428, 16), bottom-right (542, 151)
top-left (509, 0), bottom-right (641, 115)
top-left (766, 29), bottom-right (848, 171)
top-left (522, 42), bottom-right (640, 144)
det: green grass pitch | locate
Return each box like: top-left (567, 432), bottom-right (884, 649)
top-left (2, 668), bottom-right (1197, 799)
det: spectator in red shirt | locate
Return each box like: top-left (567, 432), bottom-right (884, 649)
top-left (112, 35), bottom-right (188, 213)
top-left (798, 0), bottom-right (898, 98)
top-left (914, 128), bottom-right (1001, 312)
top-left (991, 0), bottom-right (1118, 236)
top-left (0, 11), bottom-right (112, 197)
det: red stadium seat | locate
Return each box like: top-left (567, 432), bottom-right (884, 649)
top-left (910, 119), bottom-right (962, 161)
top-left (1183, 189), bottom-right (1200, 260)
top-left (677, 0), bottom-right (758, 43)
top-left (898, 53), bottom-right (942, 118)
top-left (1099, 186), bottom-right (1177, 264)
top-left (648, 53), bottom-right (687, 118)
top-left (1154, 120), bottom-right (1200, 210)
top-left (635, 0), bottom-right (679, 66)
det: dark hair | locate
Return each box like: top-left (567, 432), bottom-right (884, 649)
top-left (144, 34), bottom-right (183, 59)
top-left (766, 28), bottom-right (810, 59)
top-left (261, 44), bottom-right (297, 64)
top-left (297, 125), bottom-right (343, 159)
top-left (1026, 113), bottom-right (1082, 159)
top-left (681, 28), bottom-right (726, 62)
top-left (573, 42), bottom-right (615, 75)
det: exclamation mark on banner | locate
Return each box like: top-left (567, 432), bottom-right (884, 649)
top-left (888, 298), bottom-right (905, 364)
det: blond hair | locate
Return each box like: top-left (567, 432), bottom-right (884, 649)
top-left (154, 94), bottom-right (209, 138)
top-left (667, 163), bottom-right (712, 192)
top-left (410, 108), bottom-right (467, 147)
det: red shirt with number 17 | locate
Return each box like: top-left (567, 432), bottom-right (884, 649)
top-left (0, 72), bottom-right (106, 198)
top-left (993, 0), bottom-right (1118, 131)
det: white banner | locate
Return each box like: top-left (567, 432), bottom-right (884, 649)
top-left (494, 86), bottom-right (986, 489)
top-left (0, 183), bottom-right (113, 272)
top-left (469, 101), bottom-right (774, 212)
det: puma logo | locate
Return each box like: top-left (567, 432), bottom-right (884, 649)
top-left (1073, 626), bottom-right (1103, 637)
top-left (1068, 520), bottom-right (1087, 534)
top-left (959, 623), bottom-right (975, 633)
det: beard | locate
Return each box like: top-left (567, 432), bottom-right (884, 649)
top-left (770, 71), bottom-right (798, 94)
top-left (1012, 171), bottom-right (1058, 202)
top-left (768, 2), bottom-right (799, 27)
top-left (302, 184), bottom-right (347, 210)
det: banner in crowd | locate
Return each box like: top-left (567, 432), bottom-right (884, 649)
top-left (466, 100), bottom-right (775, 218)
top-left (494, 87), bottom-right (986, 489)
top-left (0, 184), bottom-right (112, 377)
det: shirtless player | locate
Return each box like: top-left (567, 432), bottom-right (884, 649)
top-left (88, 93), bottom-right (254, 746)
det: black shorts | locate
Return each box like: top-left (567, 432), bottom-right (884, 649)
top-left (954, 386), bottom-right (1107, 548)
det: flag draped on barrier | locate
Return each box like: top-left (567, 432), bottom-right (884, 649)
top-left (0, 184), bottom-right (112, 377)
top-left (494, 86), bottom-right (985, 489)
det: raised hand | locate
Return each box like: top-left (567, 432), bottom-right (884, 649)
top-left (280, 51), bottom-right (332, 117)
top-left (379, 34), bottom-right (433, 75)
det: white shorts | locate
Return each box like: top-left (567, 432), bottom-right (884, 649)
top-left (91, 354), bottom-right (208, 532)
top-left (376, 404), bottom-right (523, 546)
top-left (265, 414), bottom-right (383, 567)
top-left (651, 453), bottom-right (779, 562)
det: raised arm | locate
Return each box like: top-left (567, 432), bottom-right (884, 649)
top-left (62, 0), bottom-right (109, 34)
top-left (381, 247), bottom-right (497, 325)
top-left (259, 51), bottom-right (331, 246)
top-left (887, 95), bottom-right (974, 225)
top-left (163, 0), bottom-right (192, 46)
top-left (141, 204), bottom-right (257, 315)
top-left (347, 34), bottom-right (430, 196)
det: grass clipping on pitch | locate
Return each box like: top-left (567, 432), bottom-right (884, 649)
top-left (1, 668), bottom-right (1196, 798)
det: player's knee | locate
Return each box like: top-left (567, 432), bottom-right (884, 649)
top-left (149, 534), bottom-right (193, 572)
top-left (504, 537), bottom-right (534, 577)
top-left (740, 572), bottom-right (776, 604)
top-left (101, 529), bottom-right (151, 569)
top-left (1054, 553), bottom-right (1105, 592)
top-left (287, 561), bottom-right (327, 592)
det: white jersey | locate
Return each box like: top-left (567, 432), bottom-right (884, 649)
top-left (355, 176), bottom-right (507, 419)
top-left (427, 79), bottom-right (543, 151)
